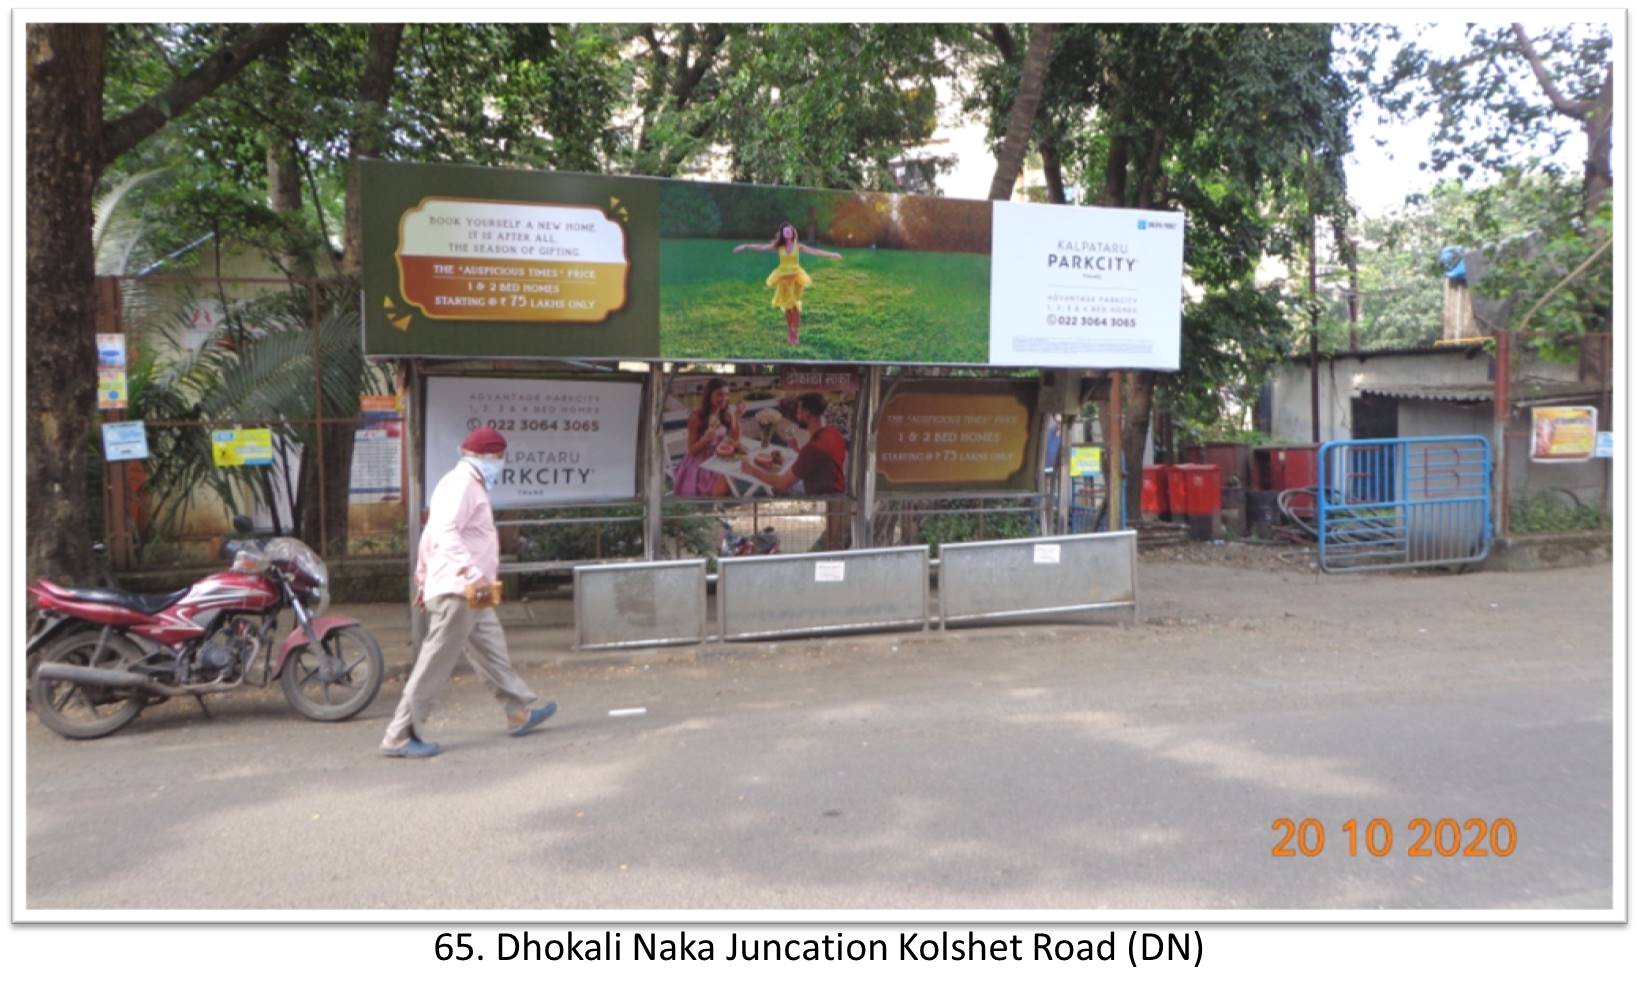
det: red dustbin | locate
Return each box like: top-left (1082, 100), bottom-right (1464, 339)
top-left (1164, 465), bottom-right (1190, 522)
top-left (1177, 463), bottom-right (1222, 541)
top-left (1141, 466), bottom-right (1169, 519)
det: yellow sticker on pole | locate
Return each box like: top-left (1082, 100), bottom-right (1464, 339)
top-left (1070, 445), bottom-right (1103, 477)
top-left (211, 428), bottom-right (274, 467)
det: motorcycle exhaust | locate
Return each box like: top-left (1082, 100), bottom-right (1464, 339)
top-left (34, 662), bottom-right (168, 698)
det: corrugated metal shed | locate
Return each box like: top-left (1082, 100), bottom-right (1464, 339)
top-left (1359, 377), bottom-right (1603, 407)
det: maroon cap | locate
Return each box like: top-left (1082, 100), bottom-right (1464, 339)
top-left (461, 426), bottom-right (507, 454)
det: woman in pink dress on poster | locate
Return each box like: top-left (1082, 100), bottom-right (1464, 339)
top-left (672, 378), bottom-right (742, 498)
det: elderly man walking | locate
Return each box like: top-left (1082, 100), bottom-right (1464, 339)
top-left (380, 426), bottom-right (556, 758)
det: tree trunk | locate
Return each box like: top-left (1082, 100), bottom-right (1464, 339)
top-left (987, 24), bottom-right (1059, 200)
top-left (1121, 371), bottom-right (1155, 520)
top-left (27, 24), bottom-right (105, 584)
top-left (1040, 126), bottom-right (1067, 204)
top-left (1583, 63), bottom-right (1613, 219)
top-left (265, 43), bottom-right (312, 281)
top-left (342, 24), bottom-right (404, 275)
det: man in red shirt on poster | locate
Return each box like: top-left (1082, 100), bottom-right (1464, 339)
top-left (740, 392), bottom-right (847, 496)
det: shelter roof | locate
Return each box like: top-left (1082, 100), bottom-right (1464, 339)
top-left (1358, 377), bottom-right (1602, 407)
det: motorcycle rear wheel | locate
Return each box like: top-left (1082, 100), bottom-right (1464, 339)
top-left (29, 630), bottom-right (144, 740)
top-left (280, 626), bottom-right (385, 722)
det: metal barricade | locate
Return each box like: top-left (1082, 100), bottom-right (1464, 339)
top-left (718, 546), bottom-right (930, 641)
top-left (573, 559), bottom-right (708, 650)
top-left (1317, 436), bottom-right (1491, 573)
top-left (937, 531), bottom-right (1138, 627)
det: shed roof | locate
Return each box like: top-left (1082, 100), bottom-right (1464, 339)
top-left (1359, 377), bottom-right (1603, 407)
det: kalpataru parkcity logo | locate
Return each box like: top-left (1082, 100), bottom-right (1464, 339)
top-left (395, 196), bottom-right (632, 324)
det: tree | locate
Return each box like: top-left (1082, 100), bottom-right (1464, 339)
top-left (27, 22), bottom-right (297, 583)
top-left (998, 24), bottom-right (1355, 513)
top-left (986, 24), bottom-right (1059, 199)
top-left (1363, 21), bottom-right (1613, 218)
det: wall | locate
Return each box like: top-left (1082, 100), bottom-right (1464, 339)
top-left (1270, 349), bottom-right (1578, 443)
top-left (1506, 410), bottom-right (1609, 506)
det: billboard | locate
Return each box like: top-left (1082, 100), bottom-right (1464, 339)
top-left (1530, 406), bottom-right (1598, 462)
top-left (423, 376), bottom-right (644, 508)
top-left (874, 380), bottom-right (1040, 491)
top-left (363, 161), bottom-right (1184, 369)
top-left (663, 370), bottom-right (859, 499)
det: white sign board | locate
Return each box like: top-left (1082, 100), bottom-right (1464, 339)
top-left (424, 376), bottom-right (643, 509)
top-left (1032, 543), bottom-right (1061, 565)
top-left (988, 201), bottom-right (1185, 369)
top-left (101, 420), bottom-right (149, 461)
top-left (96, 333), bottom-right (127, 367)
top-left (814, 561), bottom-right (846, 583)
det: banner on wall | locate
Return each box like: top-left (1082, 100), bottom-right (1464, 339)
top-left (423, 376), bottom-right (643, 508)
top-left (363, 161), bottom-right (1184, 369)
top-left (350, 395), bottom-right (404, 504)
top-left (211, 428), bottom-right (274, 467)
top-left (663, 369), bottom-right (859, 500)
top-left (874, 380), bottom-right (1039, 491)
top-left (1530, 406), bottom-right (1598, 462)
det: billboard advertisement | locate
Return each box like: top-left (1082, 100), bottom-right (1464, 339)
top-left (423, 376), bottom-right (644, 508)
top-left (874, 380), bottom-right (1040, 491)
top-left (1530, 406), bottom-right (1598, 462)
top-left (663, 369), bottom-right (859, 499)
top-left (363, 161), bottom-right (1183, 369)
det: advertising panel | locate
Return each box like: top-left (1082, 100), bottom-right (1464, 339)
top-left (663, 369), bottom-right (858, 499)
top-left (350, 395), bottom-right (404, 505)
top-left (363, 161), bottom-right (1183, 369)
top-left (423, 376), bottom-right (644, 508)
top-left (988, 200), bottom-right (1186, 369)
top-left (101, 421), bottom-right (150, 462)
top-left (874, 380), bottom-right (1039, 491)
top-left (97, 369), bottom-right (128, 409)
top-left (211, 428), bottom-right (274, 467)
top-left (1530, 406), bottom-right (1598, 462)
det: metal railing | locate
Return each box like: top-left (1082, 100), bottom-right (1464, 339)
top-left (936, 531), bottom-right (1138, 627)
top-left (717, 545), bottom-right (931, 641)
top-left (573, 559), bottom-right (708, 650)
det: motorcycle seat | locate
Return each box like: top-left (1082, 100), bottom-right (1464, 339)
top-left (51, 585), bottom-right (191, 615)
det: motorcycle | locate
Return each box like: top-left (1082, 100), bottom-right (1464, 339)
top-left (718, 518), bottom-right (781, 558)
top-left (25, 516), bottom-right (384, 739)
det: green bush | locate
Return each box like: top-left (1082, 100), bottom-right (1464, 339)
top-left (1509, 492), bottom-right (1610, 533)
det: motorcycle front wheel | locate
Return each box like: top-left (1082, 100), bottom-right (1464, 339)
top-left (280, 626), bottom-right (385, 722)
top-left (29, 630), bottom-right (145, 739)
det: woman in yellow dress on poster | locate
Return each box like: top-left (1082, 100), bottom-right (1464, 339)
top-left (733, 221), bottom-right (843, 347)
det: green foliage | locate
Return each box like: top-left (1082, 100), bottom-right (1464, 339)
top-left (659, 238), bottom-right (991, 363)
top-left (129, 282), bottom-right (387, 545)
top-left (1509, 492), bottom-right (1610, 533)
top-left (715, 24), bottom-right (956, 190)
top-left (1162, 284), bottom-right (1294, 443)
top-left (1332, 172), bottom-right (1611, 352)
top-left (1357, 22), bottom-right (1611, 183)
top-left (913, 504), bottom-right (1036, 556)
top-left (515, 503), bottom-right (715, 564)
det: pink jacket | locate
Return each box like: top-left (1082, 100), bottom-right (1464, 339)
top-left (415, 461), bottom-right (499, 600)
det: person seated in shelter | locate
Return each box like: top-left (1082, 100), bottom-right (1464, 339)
top-left (739, 392), bottom-right (847, 496)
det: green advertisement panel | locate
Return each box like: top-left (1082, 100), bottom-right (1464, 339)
top-left (363, 160), bottom-right (1184, 369)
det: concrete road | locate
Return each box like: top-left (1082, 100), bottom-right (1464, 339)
top-left (23, 561), bottom-right (1613, 911)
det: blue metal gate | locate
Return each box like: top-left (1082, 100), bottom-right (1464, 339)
top-left (1316, 436), bottom-right (1492, 573)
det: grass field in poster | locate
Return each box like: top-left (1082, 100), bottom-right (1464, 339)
top-left (659, 238), bottom-right (991, 363)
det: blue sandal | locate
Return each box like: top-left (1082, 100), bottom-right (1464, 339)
top-left (509, 702), bottom-right (558, 737)
top-left (380, 737), bottom-right (441, 759)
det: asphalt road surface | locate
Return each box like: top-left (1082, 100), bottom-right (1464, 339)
top-left (23, 560), bottom-right (1614, 911)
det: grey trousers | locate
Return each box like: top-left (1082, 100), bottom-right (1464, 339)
top-left (383, 594), bottom-right (539, 743)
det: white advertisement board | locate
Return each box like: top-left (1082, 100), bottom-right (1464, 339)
top-left (424, 376), bottom-right (643, 509)
top-left (988, 200), bottom-right (1185, 369)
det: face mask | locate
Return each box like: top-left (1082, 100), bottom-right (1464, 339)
top-left (464, 454), bottom-right (504, 489)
